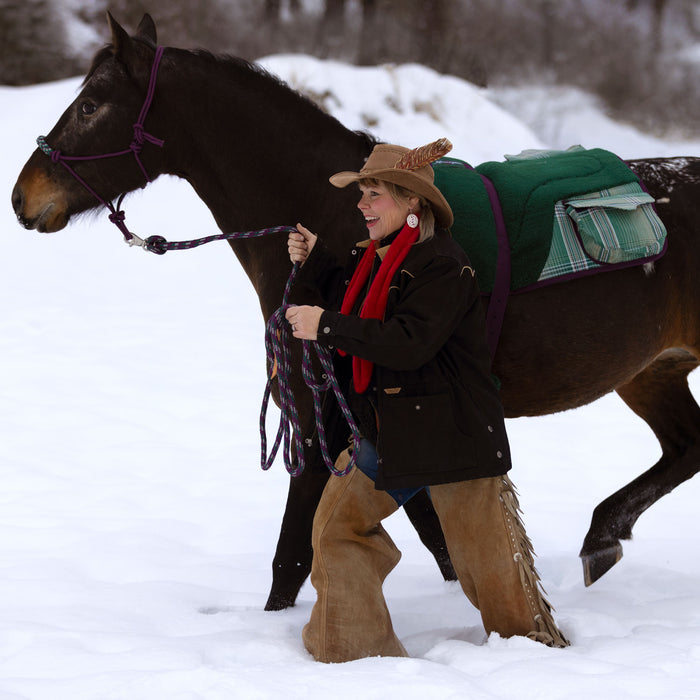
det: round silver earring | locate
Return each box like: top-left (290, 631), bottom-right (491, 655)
top-left (406, 212), bottom-right (419, 228)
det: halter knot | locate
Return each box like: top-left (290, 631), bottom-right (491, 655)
top-left (132, 122), bottom-right (165, 151)
top-left (144, 235), bottom-right (167, 255)
top-left (108, 210), bottom-right (126, 225)
top-left (130, 125), bottom-right (145, 154)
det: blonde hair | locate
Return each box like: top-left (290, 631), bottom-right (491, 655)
top-left (358, 178), bottom-right (436, 243)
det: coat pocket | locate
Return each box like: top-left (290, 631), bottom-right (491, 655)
top-left (376, 392), bottom-right (475, 475)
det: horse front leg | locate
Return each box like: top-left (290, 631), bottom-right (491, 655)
top-left (264, 474), bottom-right (456, 610)
top-left (580, 351), bottom-right (700, 585)
top-left (264, 467), bottom-right (330, 611)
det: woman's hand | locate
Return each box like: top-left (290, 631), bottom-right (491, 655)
top-left (285, 305), bottom-right (324, 340)
top-left (288, 223), bottom-right (318, 265)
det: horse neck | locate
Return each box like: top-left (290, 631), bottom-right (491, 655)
top-left (156, 53), bottom-right (368, 226)
top-left (153, 50), bottom-right (373, 309)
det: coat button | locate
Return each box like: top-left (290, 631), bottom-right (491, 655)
top-left (415, 404), bottom-right (421, 410)
top-left (351, 249), bottom-right (357, 255)
top-left (323, 326), bottom-right (331, 334)
top-left (488, 425), bottom-right (494, 432)
top-left (497, 450), bottom-right (503, 458)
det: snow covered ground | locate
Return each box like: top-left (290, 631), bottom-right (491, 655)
top-left (2, 55), bottom-right (700, 699)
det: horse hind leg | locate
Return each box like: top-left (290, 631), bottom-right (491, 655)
top-left (402, 489), bottom-right (457, 582)
top-left (580, 349), bottom-right (700, 585)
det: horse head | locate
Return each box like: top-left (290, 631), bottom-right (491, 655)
top-left (12, 14), bottom-right (165, 233)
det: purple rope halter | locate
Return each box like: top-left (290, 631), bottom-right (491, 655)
top-left (36, 46), bottom-right (166, 246)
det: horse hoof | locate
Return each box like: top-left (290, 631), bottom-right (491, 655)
top-left (440, 561), bottom-right (458, 582)
top-left (580, 543), bottom-right (623, 586)
top-left (264, 593), bottom-right (296, 612)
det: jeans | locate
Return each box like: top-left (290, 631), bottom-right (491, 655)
top-left (355, 438), bottom-right (426, 506)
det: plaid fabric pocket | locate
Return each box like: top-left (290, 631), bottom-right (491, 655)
top-left (538, 182), bottom-right (667, 281)
top-left (565, 184), bottom-right (666, 264)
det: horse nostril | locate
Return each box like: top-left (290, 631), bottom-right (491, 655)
top-left (11, 184), bottom-right (33, 229)
top-left (11, 183), bottom-right (24, 215)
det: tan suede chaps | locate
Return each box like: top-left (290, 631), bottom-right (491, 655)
top-left (302, 457), bottom-right (568, 663)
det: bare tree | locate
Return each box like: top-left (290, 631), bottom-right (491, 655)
top-left (414, 0), bottom-right (451, 71)
top-left (0, 0), bottom-right (81, 84)
top-left (540, 0), bottom-right (555, 67)
top-left (265, 0), bottom-right (281, 22)
top-left (650, 0), bottom-right (667, 58)
top-left (356, 0), bottom-right (380, 65)
top-left (316, 0), bottom-right (346, 58)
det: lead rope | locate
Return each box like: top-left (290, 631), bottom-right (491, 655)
top-left (133, 224), bottom-right (361, 477)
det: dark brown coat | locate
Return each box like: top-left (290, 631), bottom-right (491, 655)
top-left (293, 228), bottom-right (511, 490)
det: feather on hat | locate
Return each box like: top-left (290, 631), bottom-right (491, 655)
top-left (329, 138), bottom-right (454, 228)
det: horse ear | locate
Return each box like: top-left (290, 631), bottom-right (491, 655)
top-left (135, 14), bottom-right (157, 46)
top-left (107, 12), bottom-right (130, 55)
top-left (106, 12), bottom-right (153, 76)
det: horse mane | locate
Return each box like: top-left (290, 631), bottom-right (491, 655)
top-left (185, 48), bottom-right (379, 149)
top-left (190, 48), bottom-right (285, 86)
top-left (82, 43), bottom-right (377, 153)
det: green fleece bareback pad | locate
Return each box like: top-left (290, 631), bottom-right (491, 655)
top-left (433, 147), bottom-right (665, 293)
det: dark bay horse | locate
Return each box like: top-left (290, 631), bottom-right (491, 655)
top-left (13, 15), bottom-right (700, 608)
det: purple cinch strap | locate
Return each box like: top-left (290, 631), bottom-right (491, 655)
top-left (455, 161), bottom-right (511, 360)
top-left (478, 173), bottom-right (511, 360)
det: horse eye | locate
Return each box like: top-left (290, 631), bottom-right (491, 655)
top-left (80, 102), bottom-right (97, 116)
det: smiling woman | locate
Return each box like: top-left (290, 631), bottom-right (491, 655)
top-left (284, 138), bottom-right (568, 662)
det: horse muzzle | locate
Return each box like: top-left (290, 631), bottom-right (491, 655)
top-left (12, 168), bottom-right (70, 233)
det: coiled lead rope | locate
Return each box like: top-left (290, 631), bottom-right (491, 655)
top-left (260, 260), bottom-right (360, 476)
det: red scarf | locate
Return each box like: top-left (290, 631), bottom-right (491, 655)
top-left (338, 218), bottom-right (420, 392)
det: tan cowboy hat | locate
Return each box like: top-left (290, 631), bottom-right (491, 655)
top-left (329, 138), bottom-right (454, 228)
